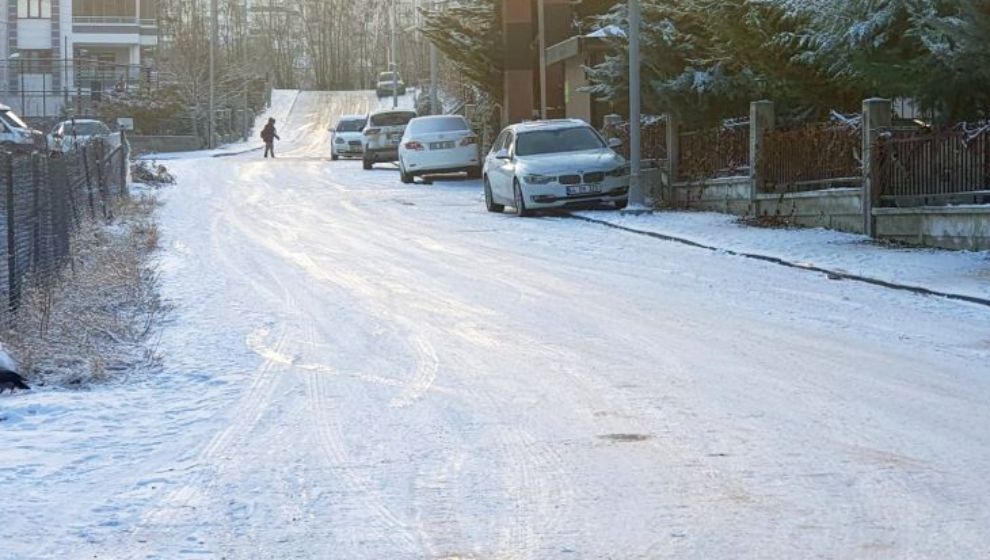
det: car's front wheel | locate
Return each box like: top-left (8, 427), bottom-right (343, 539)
top-left (614, 198), bottom-right (628, 210)
top-left (513, 180), bottom-right (530, 217)
top-left (467, 166), bottom-right (482, 180)
top-left (331, 152), bottom-right (339, 161)
top-left (484, 178), bottom-right (504, 213)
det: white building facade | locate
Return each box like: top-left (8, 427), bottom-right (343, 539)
top-left (2, 0), bottom-right (158, 117)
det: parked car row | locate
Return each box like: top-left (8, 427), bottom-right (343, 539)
top-left (0, 103), bottom-right (116, 156)
top-left (329, 108), bottom-right (630, 215)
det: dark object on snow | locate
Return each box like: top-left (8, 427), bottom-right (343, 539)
top-left (0, 368), bottom-right (30, 393)
top-left (260, 118), bottom-right (281, 159)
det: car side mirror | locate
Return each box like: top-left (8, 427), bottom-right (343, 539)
top-left (608, 137), bottom-right (623, 149)
top-left (494, 149), bottom-right (510, 160)
top-left (328, 127), bottom-right (335, 133)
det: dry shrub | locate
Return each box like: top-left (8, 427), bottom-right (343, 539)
top-left (1, 193), bottom-right (167, 386)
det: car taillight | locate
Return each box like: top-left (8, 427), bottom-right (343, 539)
top-left (364, 128), bottom-right (381, 136)
top-left (460, 135), bottom-right (478, 146)
top-left (404, 141), bottom-right (425, 151)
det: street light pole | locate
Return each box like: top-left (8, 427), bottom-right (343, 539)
top-left (537, 0), bottom-right (547, 119)
top-left (625, 0), bottom-right (647, 211)
top-left (208, 0), bottom-right (218, 148)
top-left (391, 0), bottom-right (399, 109)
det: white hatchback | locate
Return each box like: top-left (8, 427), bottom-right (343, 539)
top-left (330, 114), bottom-right (367, 160)
top-left (482, 120), bottom-right (629, 216)
top-left (362, 109), bottom-right (417, 170)
top-left (398, 115), bottom-right (481, 184)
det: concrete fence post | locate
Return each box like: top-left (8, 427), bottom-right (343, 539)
top-left (862, 98), bottom-right (892, 238)
top-left (665, 113), bottom-right (680, 188)
top-left (749, 100), bottom-right (775, 205)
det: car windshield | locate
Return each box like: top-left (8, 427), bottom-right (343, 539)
top-left (66, 122), bottom-right (109, 136)
top-left (515, 126), bottom-right (605, 156)
top-left (1, 110), bottom-right (29, 130)
top-left (336, 118), bottom-right (367, 132)
top-left (408, 117), bottom-right (469, 134)
top-left (378, 72), bottom-right (398, 81)
top-left (370, 112), bottom-right (416, 127)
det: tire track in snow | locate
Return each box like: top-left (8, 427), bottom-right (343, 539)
top-left (300, 322), bottom-right (422, 553)
top-left (124, 325), bottom-right (291, 553)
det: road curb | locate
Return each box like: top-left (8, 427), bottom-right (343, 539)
top-left (568, 214), bottom-right (990, 309)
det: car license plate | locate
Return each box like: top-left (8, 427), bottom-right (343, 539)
top-left (429, 141), bottom-right (455, 150)
top-left (388, 133), bottom-right (402, 144)
top-left (567, 183), bottom-right (603, 195)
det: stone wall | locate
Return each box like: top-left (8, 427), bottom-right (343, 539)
top-left (874, 206), bottom-right (990, 251)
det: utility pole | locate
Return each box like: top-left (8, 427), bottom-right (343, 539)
top-left (537, 0), bottom-right (547, 119)
top-left (625, 0), bottom-right (647, 211)
top-left (429, 1), bottom-right (439, 115)
top-left (391, 0), bottom-right (399, 109)
top-left (209, 0), bottom-right (218, 148)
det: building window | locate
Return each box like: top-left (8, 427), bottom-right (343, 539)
top-left (17, 50), bottom-right (54, 73)
top-left (18, 0), bottom-right (52, 18)
top-left (73, 0), bottom-right (137, 18)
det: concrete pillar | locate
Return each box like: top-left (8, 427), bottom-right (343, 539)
top-left (665, 113), bottom-right (680, 187)
top-left (543, 0), bottom-right (570, 118)
top-left (501, 0), bottom-right (534, 125)
top-left (862, 98), bottom-right (892, 237)
top-left (749, 100), bottom-right (775, 201)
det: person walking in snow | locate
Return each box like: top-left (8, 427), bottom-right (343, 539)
top-left (261, 118), bottom-right (280, 158)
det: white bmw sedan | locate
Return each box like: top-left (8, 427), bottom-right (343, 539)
top-left (398, 115), bottom-right (482, 183)
top-left (482, 119), bottom-right (629, 216)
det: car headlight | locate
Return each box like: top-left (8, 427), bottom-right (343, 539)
top-left (523, 173), bottom-right (555, 185)
top-left (607, 164), bottom-right (630, 177)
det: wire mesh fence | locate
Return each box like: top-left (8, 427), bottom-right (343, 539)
top-left (0, 136), bottom-right (129, 312)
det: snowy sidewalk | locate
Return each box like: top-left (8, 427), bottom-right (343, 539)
top-left (576, 210), bottom-right (990, 302)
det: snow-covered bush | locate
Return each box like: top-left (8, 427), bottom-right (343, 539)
top-left (131, 160), bottom-right (176, 187)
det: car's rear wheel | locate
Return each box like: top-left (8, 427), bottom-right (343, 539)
top-left (614, 198), bottom-right (628, 210)
top-left (400, 165), bottom-right (414, 184)
top-left (484, 178), bottom-right (504, 213)
top-left (513, 180), bottom-right (530, 217)
top-left (363, 156), bottom-right (373, 170)
top-left (467, 166), bottom-right (482, 180)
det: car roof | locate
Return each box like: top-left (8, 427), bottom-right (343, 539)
top-left (337, 114), bottom-right (367, 121)
top-left (507, 119), bottom-right (590, 133)
top-left (0, 104), bottom-right (10, 111)
top-left (408, 115), bottom-right (464, 122)
top-left (368, 108), bottom-right (417, 116)
top-left (59, 119), bottom-right (104, 125)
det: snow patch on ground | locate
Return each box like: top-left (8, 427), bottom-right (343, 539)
top-left (576, 209), bottom-right (990, 301)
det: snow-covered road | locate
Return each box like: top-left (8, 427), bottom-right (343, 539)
top-left (3, 90), bottom-right (990, 559)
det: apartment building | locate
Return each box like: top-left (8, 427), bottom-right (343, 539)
top-left (1, 0), bottom-right (159, 117)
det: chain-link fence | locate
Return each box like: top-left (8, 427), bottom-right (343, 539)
top-left (0, 135), bottom-right (129, 311)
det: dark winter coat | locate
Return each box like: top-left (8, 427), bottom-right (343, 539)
top-left (260, 123), bottom-right (279, 143)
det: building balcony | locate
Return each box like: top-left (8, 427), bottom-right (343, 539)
top-left (72, 16), bottom-right (158, 47)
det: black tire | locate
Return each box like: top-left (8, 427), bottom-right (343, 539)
top-left (400, 166), bottom-right (414, 184)
top-left (467, 166), bottom-right (482, 180)
top-left (484, 178), bottom-right (504, 213)
top-left (331, 153), bottom-right (339, 161)
top-left (363, 156), bottom-right (373, 170)
top-left (513, 180), bottom-right (530, 217)
top-left (614, 198), bottom-right (628, 210)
